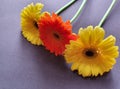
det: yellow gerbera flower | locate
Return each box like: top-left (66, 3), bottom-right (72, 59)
top-left (21, 3), bottom-right (48, 45)
top-left (64, 26), bottom-right (119, 77)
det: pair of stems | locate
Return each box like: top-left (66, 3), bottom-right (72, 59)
top-left (55, 0), bottom-right (116, 27)
top-left (55, 0), bottom-right (87, 23)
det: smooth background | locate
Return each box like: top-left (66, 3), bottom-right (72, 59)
top-left (0, 0), bottom-right (120, 89)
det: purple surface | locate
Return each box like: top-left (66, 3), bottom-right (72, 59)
top-left (0, 0), bottom-right (120, 89)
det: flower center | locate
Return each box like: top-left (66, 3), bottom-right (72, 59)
top-left (85, 50), bottom-right (94, 57)
top-left (53, 33), bottom-right (60, 39)
top-left (34, 21), bottom-right (38, 29)
top-left (83, 48), bottom-right (97, 58)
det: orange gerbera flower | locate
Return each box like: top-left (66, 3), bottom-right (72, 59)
top-left (38, 13), bottom-right (77, 56)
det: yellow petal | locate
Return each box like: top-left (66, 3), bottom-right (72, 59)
top-left (71, 62), bottom-right (80, 71)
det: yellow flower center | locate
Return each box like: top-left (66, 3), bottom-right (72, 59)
top-left (53, 33), bottom-right (60, 40)
top-left (83, 48), bottom-right (98, 58)
top-left (34, 21), bottom-right (38, 29)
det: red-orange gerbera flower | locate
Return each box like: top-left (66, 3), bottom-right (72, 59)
top-left (38, 13), bottom-right (77, 56)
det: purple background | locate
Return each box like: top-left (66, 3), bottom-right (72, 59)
top-left (0, 0), bottom-right (120, 89)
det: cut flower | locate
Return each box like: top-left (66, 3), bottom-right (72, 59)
top-left (21, 3), bottom-right (49, 45)
top-left (64, 26), bottom-right (119, 77)
top-left (38, 13), bottom-right (77, 56)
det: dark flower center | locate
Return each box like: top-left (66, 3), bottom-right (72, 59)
top-left (34, 21), bottom-right (38, 29)
top-left (83, 48), bottom-right (98, 58)
top-left (85, 50), bottom-right (94, 57)
top-left (53, 33), bottom-right (60, 39)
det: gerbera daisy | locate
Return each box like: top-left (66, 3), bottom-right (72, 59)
top-left (64, 26), bottom-right (119, 77)
top-left (21, 3), bottom-right (49, 45)
top-left (38, 13), bottom-right (77, 56)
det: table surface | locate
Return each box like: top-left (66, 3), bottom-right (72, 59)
top-left (0, 0), bottom-right (120, 89)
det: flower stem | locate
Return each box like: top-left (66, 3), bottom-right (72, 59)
top-left (98, 0), bottom-right (117, 27)
top-left (70, 0), bottom-right (87, 23)
top-left (55, 0), bottom-right (77, 15)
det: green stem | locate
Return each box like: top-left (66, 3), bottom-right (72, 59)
top-left (55, 0), bottom-right (77, 15)
top-left (70, 0), bottom-right (87, 23)
top-left (98, 0), bottom-right (117, 27)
